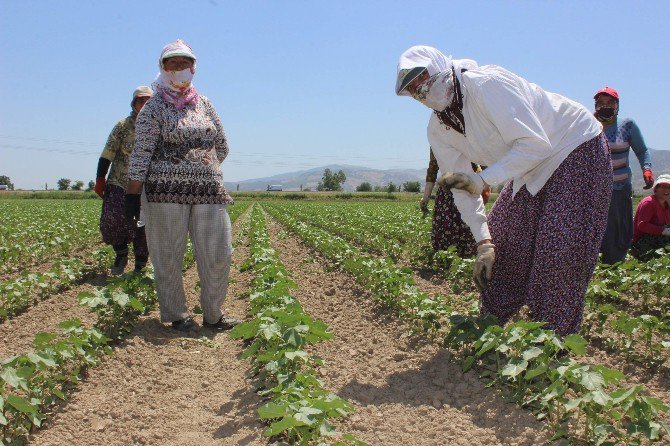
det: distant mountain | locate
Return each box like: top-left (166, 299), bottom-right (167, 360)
top-left (631, 148), bottom-right (670, 192)
top-left (225, 148), bottom-right (670, 192)
top-left (225, 164), bottom-right (426, 192)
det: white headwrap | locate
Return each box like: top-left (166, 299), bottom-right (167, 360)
top-left (153, 39), bottom-right (199, 110)
top-left (396, 45), bottom-right (478, 96)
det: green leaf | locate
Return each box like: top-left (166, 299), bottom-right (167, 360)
top-left (564, 397), bottom-right (582, 412)
top-left (258, 402), bottom-right (286, 419)
top-left (282, 327), bottom-right (305, 347)
top-left (524, 364), bottom-right (548, 380)
top-left (6, 395), bottom-right (37, 414)
top-left (591, 389), bottom-right (611, 406)
top-left (563, 334), bottom-right (588, 355)
top-left (501, 359), bottom-right (528, 378)
top-left (284, 350), bottom-right (310, 362)
top-left (522, 346), bottom-right (544, 361)
top-left (1, 367), bottom-right (23, 389)
top-left (264, 415), bottom-right (303, 437)
top-left (462, 356), bottom-right (475, 372)
top-left (580, 370), bottom-right (605, 391)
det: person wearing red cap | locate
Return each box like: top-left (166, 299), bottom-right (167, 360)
top-left (594, 86), bottom-right (654, 264)
top-left (630, 174), bottom-right (670, 260)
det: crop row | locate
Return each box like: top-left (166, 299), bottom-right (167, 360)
top-left (230, 206), bottom-right (364, 445)
top-left (0, 200), bottom-right (102, 274)
top-left (0, 270), bottom-right (158, 445)
top-left (266, 202), bottom-right (670, 368)
top-left (0, 203), bottom-right (250, 445)
top-left (0, 248), bottom-right (113, 322)
top-left (263, 204), bottom-right (670, 445)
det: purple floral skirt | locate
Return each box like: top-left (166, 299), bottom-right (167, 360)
top-left (480, 133), bottom-right (612, 336)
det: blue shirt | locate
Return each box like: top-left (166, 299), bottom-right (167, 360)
top-left (604, 118), bottom-right (652, 190)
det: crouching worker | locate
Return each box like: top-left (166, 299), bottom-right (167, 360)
top-left (631, 174), bottom-right (670, 261)
top-left (95, 86), bottom-right (153, 275)
top-left (396, 46), bottom-right (611, 336)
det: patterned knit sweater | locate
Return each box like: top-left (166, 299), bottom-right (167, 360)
top-left (128, 93), bottom-right (233, 204)
top-left (604, 118), bottom-right (651, 191)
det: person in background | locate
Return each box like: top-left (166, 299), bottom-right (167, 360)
top-left (126, 39), bottom-right (239, 332)
top-left (631, 174), bottom-right (670, 260)
top-left (95, 86), bottom-right (153, 275)
top-left (421, 148), bottom-right (490, 256)
top-left (594, 87), bottom-right (654, 264)
top-left (396, 45), bottom-right (611, 336)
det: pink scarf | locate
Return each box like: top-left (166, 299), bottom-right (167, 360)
top-left (156, 85), bottom-right (199, 110)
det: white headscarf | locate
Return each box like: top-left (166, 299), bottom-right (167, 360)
top-left (396, 45), bottom-right (478, 97)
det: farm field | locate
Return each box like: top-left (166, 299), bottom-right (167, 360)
top-left (1, 197), bottom-right (668, 446)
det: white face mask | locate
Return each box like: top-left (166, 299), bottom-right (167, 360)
top-left (411, 71), bottom-right (454, 112)
top-left (165, 68), bottom-right (194, 91)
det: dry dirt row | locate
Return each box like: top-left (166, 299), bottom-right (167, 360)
top-left (27, 211), bottom-right (268, 446)
top-left (264, 215), bottom-right (548, 446)
top-left (0, 272), bottom-right (107, 358)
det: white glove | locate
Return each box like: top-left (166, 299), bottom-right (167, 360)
top-left (438, 172), bottom-right (485, 196)
top-left (662, 227), bottom-right (670, 237)
top-left (474, 243), bottom-right (495, 291)
top-left (420, 182), bottom-right (434, 214)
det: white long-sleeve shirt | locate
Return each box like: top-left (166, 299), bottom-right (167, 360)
top-left (427, 65), bottom-right (602, 242)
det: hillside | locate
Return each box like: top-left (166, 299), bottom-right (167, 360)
top-left (225, 148), bottom-right (670, 192)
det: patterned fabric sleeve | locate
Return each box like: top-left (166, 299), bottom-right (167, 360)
top-left (129, 103), bottom-right (161, 182)
top-left (629, 120), bottom-right (652, 171)
top-left (426, 148), bottom-right (439, 182)
top-left (100, 120), bottom-right (124, 161)
top-left (203, 98), bottom-right (229, 163)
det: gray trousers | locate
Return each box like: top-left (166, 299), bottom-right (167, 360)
top-left (600, 183), bottom-right (633, 264)
top-left (142, 195), bottom-right (233, 324)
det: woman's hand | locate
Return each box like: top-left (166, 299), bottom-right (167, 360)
top-left (420, 181), bottom-right (435, 215)
top-left (438, 172), bottom-right (487, 196)
top-left (474, 241), bottom-right (495, 291)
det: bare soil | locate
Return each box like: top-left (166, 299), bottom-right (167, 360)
top-left (27, 213), bottom-right (269, 446)
top-left (265, 217), bottom-right (549, 446)
top-left (0, 273), bottom-right (106, 357)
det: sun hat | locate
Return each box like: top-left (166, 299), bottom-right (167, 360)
top-left (653, 174), bottom-right (670, 190)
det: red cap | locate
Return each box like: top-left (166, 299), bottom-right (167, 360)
top-left (594, 86), bottom-right (619, 101)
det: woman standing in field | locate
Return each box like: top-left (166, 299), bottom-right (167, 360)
top-left (396, 45), bottom-right (611, 336)
top-left (126, 39), bottom-right (239, 332)
top-left (421, 148), bottom-right (489, 256)
top-left (95, 86), bottom-right (153, 275)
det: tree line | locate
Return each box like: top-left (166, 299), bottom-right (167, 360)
top-left (316, 168), bottom-right (422, 193)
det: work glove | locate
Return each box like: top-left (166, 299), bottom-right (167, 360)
top-left (438, 172), bottom-right (485, 196)
top-left (94, 177), bottom-right (106, 199)
top-left (124, 194), bottom-right (141, 225)
top-left (474, 242), bottom-right (495, 291)
top-left (643, 169), bottom-right (654, 190)
top-left (481, 184), bottom-right (491, 205)
top-left (420, 181), bottom-right (434, 215)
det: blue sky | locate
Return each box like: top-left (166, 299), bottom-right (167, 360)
top-left (1, 0), bottom-right (668, 189)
